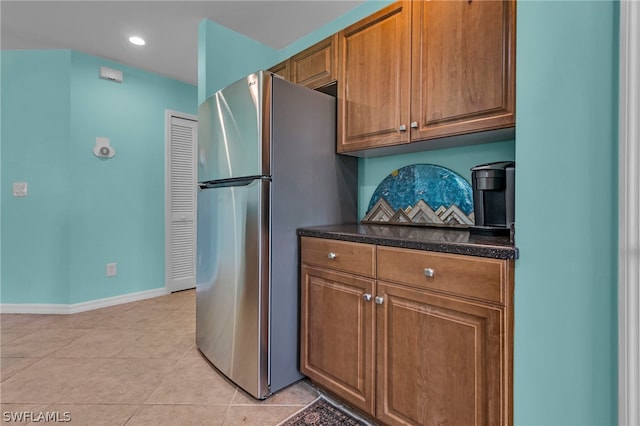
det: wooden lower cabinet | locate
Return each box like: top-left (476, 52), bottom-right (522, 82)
top-left (376, 281), bottom-right (505, 426)
top-left (300, 265), bottom-right (376, 415)
top-left (300, 237), bottom-right (513, 425)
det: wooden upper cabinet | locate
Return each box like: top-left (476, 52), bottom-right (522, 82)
top-left (291, 35), bottom-right (338, 90)
top-left (337, 2), bottom-right (411, 153)
top-left (337, 0), bottom-right (515, 155)
top-left (411, 0), bottom-right (515, 140)
top-left (269, 60), bottom-right (290, 81)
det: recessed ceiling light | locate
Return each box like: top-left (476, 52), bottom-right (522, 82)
top-left (129, 36), bottom-right (146, 46)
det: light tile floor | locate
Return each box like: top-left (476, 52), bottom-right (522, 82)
top-left (0, 290), bottom-right (319, 425)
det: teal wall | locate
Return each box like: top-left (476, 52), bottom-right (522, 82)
top-left (198, 20), bottom-right (278, 103)
top-left (514, 2), bottom-right (618, 425)
top-left (1, 50), bottom-right (197, 304)
top-left (1, 50), bottom-right (72, 304)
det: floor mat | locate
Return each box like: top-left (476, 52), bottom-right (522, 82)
top-left (278, 397), bottom-right (366, 425)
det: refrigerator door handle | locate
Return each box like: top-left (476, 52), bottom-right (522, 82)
top-left (199, 175), bottom-right (271, 189)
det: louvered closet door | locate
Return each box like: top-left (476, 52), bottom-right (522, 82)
top-left (166, 115), bottom-right (197, 292)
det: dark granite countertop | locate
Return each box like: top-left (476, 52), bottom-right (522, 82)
top-left (297, 224), bottom-right (519, 260)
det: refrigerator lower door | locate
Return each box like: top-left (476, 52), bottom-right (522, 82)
top-left (196, 178), bottom-right (270, 399)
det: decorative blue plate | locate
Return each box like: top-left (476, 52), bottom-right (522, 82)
top-left (363, 164), bottom-right (474, 227)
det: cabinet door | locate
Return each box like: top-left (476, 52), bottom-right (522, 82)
top-left (337, 1), bottom-right (411, 153)
top-left (300, 265), bottom-right (376, 415)
top-left (291, 35), bottom-right (337, 90)
top-left (376, 281), bottom-right (505, 426)
top-left (269, 60), bottom-right (290, 81)
top-left (410, 0), bottom-right (515, 141)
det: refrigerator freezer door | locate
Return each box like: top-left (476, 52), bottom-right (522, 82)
top-left (197, 72), bottom-right (271, 183)
top-left (196, 178), bottom-right (270, 399)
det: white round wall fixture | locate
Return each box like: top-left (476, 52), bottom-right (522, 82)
top-left (93, 137), bottom-right (116, 158)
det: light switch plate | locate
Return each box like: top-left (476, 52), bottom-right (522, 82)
top-left (13, 182), bottom-right (28, 197)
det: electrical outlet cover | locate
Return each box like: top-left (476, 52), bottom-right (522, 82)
top-left (106, 263), bottom-right (117, 277)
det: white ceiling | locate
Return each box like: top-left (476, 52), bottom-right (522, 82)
top-left (1, 1), bottom-right (365, 85)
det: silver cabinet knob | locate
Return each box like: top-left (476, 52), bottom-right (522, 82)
top-left (327, 252), bottom-right (337, 260)
top-left (398, 124), bottom-right (407, 131)
top-left (423, 268), bottom-right (435, 277)
top-left (375, 296), bottom-right (384, 305)
top-left (363, 293), bottom-right (372, 302)
top-left (410, 121), bottom-right (418, 128)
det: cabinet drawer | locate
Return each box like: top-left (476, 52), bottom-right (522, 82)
top-left (301, 237), bottom-right (375, 278)
top-left (377, 246), bottom-right (506, 304)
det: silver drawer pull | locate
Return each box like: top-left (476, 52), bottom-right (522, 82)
top-left (363, 293), bottom-right (372, 302)
top-left (375, 296), bottom-right (384, 305)
top-left (327, 252), bottom-right (337, 260)
top-left (423, 268), bottom-right (435, 277)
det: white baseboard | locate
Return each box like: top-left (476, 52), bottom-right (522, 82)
top-left (0, 288), bottom-right (169, 314)
top-left (0, 303), bottom-right (71, 315)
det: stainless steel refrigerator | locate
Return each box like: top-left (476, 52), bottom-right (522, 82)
top-left (196, 71), bottom-right (357, 399)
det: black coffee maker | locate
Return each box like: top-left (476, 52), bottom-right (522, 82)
top-left (470, 161), bottom-right (515, 236)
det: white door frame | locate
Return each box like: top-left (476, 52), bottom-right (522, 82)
top-left (618, 1), bottom-right (639, 424)
top-left (165, 110), bottom-right (198, 292)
